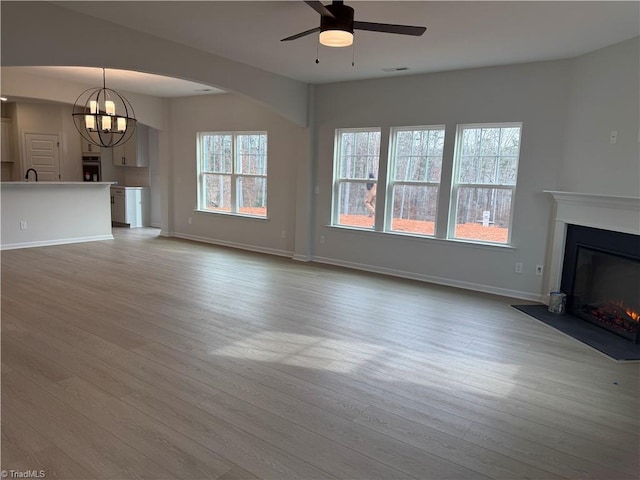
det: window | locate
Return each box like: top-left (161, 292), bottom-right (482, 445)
top-left (197, 132), bottom-right (267, 217)
top-left (387, 127), bottom-right (445, 236)
top-left (332, 128), bottom-right (381, 228)
top-left (450, 124), bottom-right (521, 244)
top-left (330, 122), bottom-right (522, 246)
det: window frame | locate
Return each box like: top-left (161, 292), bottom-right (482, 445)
top-left (331, 127), bottom-right (382, 228)
top-left (448, 122), bottom-right (522, 245)
top-left (196, 130), bottom-right (268, 218)
top-left (385, 125), bottom-right (446, 237)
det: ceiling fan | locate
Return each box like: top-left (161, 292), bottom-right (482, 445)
top-left (281, 0), bottom-right (427, 48)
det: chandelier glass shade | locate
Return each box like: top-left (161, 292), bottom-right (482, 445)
top-left (72, 69), bottom-right (136, 148)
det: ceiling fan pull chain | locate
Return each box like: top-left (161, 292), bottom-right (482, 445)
top-left (351, 40), bottom-right (355, 67)
top-left (316, 38), bottom-right (320, 64)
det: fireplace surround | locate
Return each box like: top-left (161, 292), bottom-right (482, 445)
top-left (545, 192), bottom-right (639, 293)
top-left (545, 192), bottom-right (640, 341)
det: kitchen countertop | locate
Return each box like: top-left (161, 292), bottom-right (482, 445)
top-left (1, 182), bottom-right (114, 187)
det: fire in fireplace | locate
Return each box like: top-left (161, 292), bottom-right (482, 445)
top-left (561, 225), bottom-right (640, 343)
top-left (581, 300), bottom-right (639, 341)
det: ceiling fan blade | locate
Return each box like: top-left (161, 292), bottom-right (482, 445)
top-left (281, 27), bottom-right (321, 42)
top-left (354, 21), bottom-right (426, 36)
top-left (304, 1), bottom-right (335, 18)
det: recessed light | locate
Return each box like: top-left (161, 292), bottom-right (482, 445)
top-left (0, 97), bottom-right (8, 102)
top-left (381, 67), bottom-right (409, 72)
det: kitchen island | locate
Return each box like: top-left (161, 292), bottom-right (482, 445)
top-left (1, 182), bottom-right (114, 250)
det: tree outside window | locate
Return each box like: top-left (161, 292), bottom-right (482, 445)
top-left (450, 124), bottom-right (521, 243)
top-left (197, 132), bottom-right (267, 217)
top-left (332, 129), bottom-right (381, 228)
top-left (388, 127), bottom-right (445, 236)
top-left (330, 123), bottom-right (522, 245)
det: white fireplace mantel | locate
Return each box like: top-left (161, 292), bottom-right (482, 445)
top-left (544, 191), bottom-right (640, 303)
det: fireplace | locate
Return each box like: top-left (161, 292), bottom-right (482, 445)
top-left (561, 224), bottom-right (640, 342)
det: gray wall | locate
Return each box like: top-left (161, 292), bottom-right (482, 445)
top-left (1, 1), bottom-right (308, 127)
top-left (164, 37), bottom-right (638, 300)
top-left (560, 37), bottom-right (640, 196)
top-left (312, 60), bottom-right (571, 300)
top-left (167, 93), bottom-right (308, 256)
top-left (13, 102), bottom-right (83, 182)
top-left (2, 0), bottom-right (636, 301)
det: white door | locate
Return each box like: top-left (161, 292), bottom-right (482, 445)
top-left (24, 133), bottom-right (60, 181)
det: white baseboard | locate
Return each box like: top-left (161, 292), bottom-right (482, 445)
top-left (161, 232), bottom-right (542, 302)
top-left (1, 234), bottom-right (114, 251)
top-left (312, 255), bottom-right (543, 302)
top-left (168, 232), bottom-right (293, 258)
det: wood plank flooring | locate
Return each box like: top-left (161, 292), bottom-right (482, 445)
top-left (2, 227), bottom-right (639, 479)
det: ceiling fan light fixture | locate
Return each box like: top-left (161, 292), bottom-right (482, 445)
top-left (319, 29), bottom-right (353, 47)
top-left (281, 1), bottom-right (426, 49)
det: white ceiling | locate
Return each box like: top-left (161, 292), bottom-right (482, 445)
top-left (7, 66), bottom-right (226, 98)
top-left (22, 1), bottom-right (640, 96)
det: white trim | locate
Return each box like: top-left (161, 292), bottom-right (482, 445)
top-left (391, 124), bottom-right (447, 133)
top-left (163, 232), bottom-right (537, 300)
top-left (327, 224), bottom-right (516, 250)
top-left (197, 131), bottom-right (268, 213)
top-left (194, 209), bottom-right (269, 221)
top-left (311, 255), bottom-right (542, 302)
top-left (544, 191), bottom-right (640, 218)
top-left (332, 128), bottom-right (382, 225)
top-left (168, 232), bottom-right (293, 258)
top-left (449, 123), bottom-right (522, 244)
top-left (22, 130), bottom-right (62, 180)
top-left (544, 191), bottom-right (640, 304)
top-left (387, 126), bottom-right (446, 235)
top-left (1, 234), bottom-right (113, 251)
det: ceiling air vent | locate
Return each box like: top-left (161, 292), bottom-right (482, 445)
top-left (381, 67), bottom-right (409, 72)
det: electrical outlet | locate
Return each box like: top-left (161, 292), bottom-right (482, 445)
top-left (610, 130), bottom-right (618, 144)
top-left (319, 235), bottom-right (325, 244)
top-left (515, 262), bottom-right (523, 274)
top-left (19, 220), bottom-right (27, 230)
top-left (188, 217), bottom-right (192, 224)
top-left (535, 264), bottom-right (544, 276)
top-left (281, 230), bottom-right (286, 239)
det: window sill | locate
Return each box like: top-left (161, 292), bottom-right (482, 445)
top-left (194, 209), bottom-right (269, 221)
top-left (326, 225), bottom-right (516, 251)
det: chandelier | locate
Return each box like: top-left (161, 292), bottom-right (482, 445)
top-left (72, 68), bottom-right (136, 148)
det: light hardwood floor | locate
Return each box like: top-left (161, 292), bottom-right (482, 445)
top-left (2, 228), bottom-right (638, 479)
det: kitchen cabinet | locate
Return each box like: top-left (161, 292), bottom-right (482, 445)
top-left (111, 186), bottom-right (150, 227)
top-left (80, 137), bottom-right (101, 155)
top-left (112, 124), bottom-right (149, 167)
top-left (1, 118), bottom-right (14, 162)
top-left (111, 187), bottom-right (126, 224)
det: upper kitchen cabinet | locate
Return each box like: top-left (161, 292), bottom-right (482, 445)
top-left (113, 124), bottom-right (149, 167)
top-left (81, 137), bottom-right (101, 155)
top-left (1, 118), bottom-right (15, 162)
